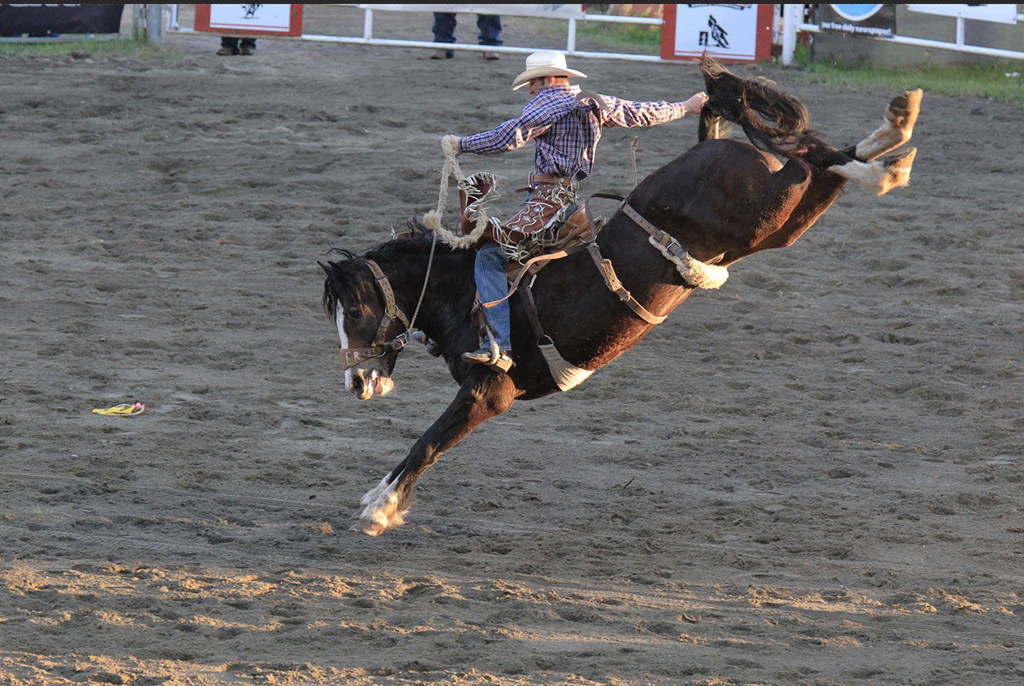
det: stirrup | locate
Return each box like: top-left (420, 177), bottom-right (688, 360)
top-left (461, 347), bottom-right (514, 373)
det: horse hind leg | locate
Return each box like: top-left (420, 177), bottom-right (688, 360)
top-left (827, 146), bottom-right (917, 195)
top-left (853, 89), bottom-right (923, 161)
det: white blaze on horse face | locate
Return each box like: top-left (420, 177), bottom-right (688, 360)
top-left (335, 311), bottom-right (355, 392)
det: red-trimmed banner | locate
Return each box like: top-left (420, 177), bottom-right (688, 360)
top-left (194, 4), bottom-right (303, 37)
top-left (660, 4), bottom-right (773, 63)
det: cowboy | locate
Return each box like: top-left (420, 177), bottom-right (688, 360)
top-left (443, 50), bottom-right (708, 372)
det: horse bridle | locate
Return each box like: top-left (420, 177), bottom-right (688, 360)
top-left (338, 259), bottom-right (411, 372)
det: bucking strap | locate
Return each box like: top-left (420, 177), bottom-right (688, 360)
top-left (620, 203), bottom-right (729, 290)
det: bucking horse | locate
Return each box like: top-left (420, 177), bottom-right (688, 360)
top-left (321, 56), bottom-right (922, 536)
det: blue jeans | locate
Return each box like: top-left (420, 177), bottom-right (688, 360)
top-left (432, 13), bottom-right (503, 47)
top-left (474, 242), bottom-right (512, 351)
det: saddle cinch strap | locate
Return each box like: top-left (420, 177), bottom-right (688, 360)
top-left (338, 259), bottom-right (412, 371)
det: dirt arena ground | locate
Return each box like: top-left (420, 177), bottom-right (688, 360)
top-left (2, 6), bottom-right (1022, 685)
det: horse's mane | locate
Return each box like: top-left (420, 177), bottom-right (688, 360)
top-left (322, 219), bottom-right (467, 319)
top-left (699, 55), bottom-right (823, 163)
top-left (366, 219), bottom-right (444, 262)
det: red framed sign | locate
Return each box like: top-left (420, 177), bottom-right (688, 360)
top-left (660, 4), bottom-right (773, 63)
top-left (194, 4), bottom-right (303, 38)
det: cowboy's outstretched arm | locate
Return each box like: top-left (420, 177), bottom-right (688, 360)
top-left (602, 91), bottom-right (708, 128)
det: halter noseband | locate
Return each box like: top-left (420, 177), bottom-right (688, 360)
top-left (338, 259), bottom-right (411, 371)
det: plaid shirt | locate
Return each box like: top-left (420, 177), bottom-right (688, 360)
top-left (458, 84), bottom-right (690, 180)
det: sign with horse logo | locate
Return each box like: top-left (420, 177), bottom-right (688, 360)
top-left (194, 3), bottom-right (303, 37)
top-left (660, 4), bottom-right (773, 63)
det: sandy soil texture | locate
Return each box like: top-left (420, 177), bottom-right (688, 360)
top-left (2, 7), bottom-right (1022, 685)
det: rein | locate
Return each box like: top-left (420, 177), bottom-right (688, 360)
top-left (337, 247), bottom-right (435, 372)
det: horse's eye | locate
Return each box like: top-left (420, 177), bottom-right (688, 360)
top-left (346, 307), bottom-right (363, 321)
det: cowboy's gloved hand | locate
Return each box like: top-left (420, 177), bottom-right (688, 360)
top-left (683, 92), bottom-right (709, 114)
top-left (441, 134), bottom-right (461, 157)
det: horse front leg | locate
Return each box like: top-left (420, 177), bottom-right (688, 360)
top-left (352, 371), bottom-right (518, 536)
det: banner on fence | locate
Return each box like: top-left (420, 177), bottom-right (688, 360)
top-left (0, 4), bottom-right (124, 36)
top-left (362, 5), bottom-right (585, 20)
top-left (818, 5), bottom-right (897, 38)
top-left (907, 4), bottom-right (1019, 25)
top-left (194, 4), bottom-right (303, 37)
top-left (660, 4), bottom-right (773, 63)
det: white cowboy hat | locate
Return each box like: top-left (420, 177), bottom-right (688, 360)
top-left (511, 50), bottom-right (588, 91)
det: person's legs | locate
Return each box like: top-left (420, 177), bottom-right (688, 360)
top-left (431, 13), bottom-right (456, 59)
top-left (239, 37), bottom-right (256, 55)
top-left (472, 242), bottom-right (512, 352)
top-left (477, 15), bottom-right (502, 59)
top-left (217, 36), bottom-right (240, 56)
top-left (476, 15), bottom-right (502, 46)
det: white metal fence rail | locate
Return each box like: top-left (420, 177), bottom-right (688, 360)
top-left (166, 3), bottom-right (665, 64)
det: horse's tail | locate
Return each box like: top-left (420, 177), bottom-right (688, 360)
top-left (699, 55), bottom-right (821, 164)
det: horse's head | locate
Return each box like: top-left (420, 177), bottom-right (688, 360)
top-left (321, 256), bottom-right (410, 401)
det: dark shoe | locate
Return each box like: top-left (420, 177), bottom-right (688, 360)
top-left (482, 51), bottom-right (499, 60)
top-left (239, 45), bottom-right (255, 56)
top-left (462, 347), bottom-right (513, 372)
top-left (430, 49), bottom-right (454, 60)
top-left (216, 46), bottom-right (238, 56)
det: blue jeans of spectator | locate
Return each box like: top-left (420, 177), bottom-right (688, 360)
top-left (474, 242), bottom-right (512, 351)
top-left (432, 13), bottom-right (503, 52)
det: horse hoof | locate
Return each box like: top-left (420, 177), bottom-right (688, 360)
top-left (880, 147), bottom-right (917, 195)
top-left (350, 517), bottom-right (387, 536)
top-left (886, 89), bottom-right (922, 140)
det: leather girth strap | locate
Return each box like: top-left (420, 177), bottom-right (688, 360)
top-left (582, 192), bottom-right (666, 326)
top-left (585, 242), bottom-right (667, 325)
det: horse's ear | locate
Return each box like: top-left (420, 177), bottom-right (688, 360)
top-left (318, 260), bottom-right (333, 276)
top-left (391, 218), bottom-right (420, 240)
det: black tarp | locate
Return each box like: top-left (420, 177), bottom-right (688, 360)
top-left (0, 4), bottom-right (124, 37)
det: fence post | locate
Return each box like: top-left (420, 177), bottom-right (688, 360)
top-left (133, 4), bottom-right (163, 44)
top-left (148, 4), bottom-right (163, 45)
top-left (363, 8), bottom-right (373, 41)
top-left (781, 3), bottom-right (801, 65)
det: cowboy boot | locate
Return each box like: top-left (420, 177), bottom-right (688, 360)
top-left (462, 341), bottom-right (514, 372)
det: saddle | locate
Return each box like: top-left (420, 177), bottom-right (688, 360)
top-left (458, 175), bottom-right (600, 272)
